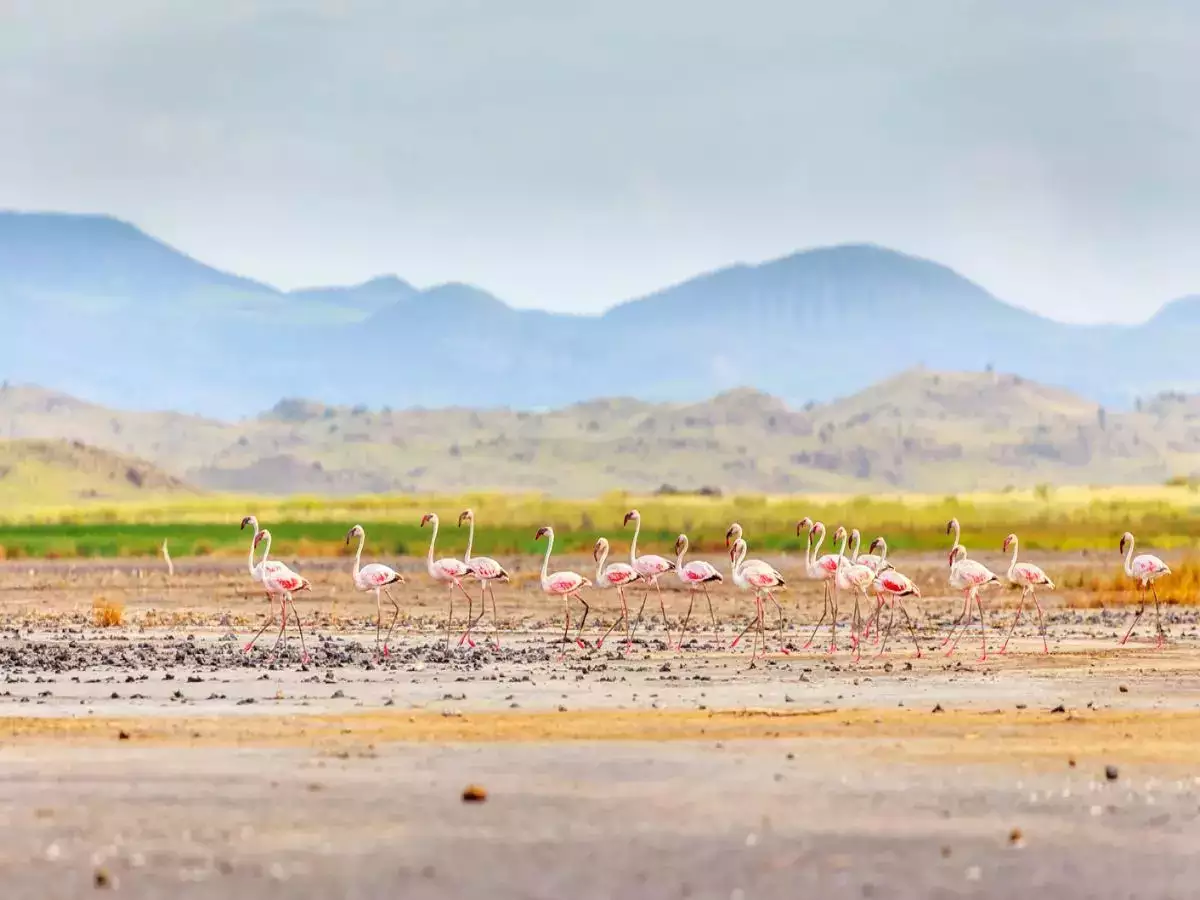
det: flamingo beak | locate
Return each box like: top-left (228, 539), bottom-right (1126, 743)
top-left (240, 517), bottom-right (251, 530)
top-left (623, 512), bottom-right (634, 526)
top-left (458, 511), bottom-right (468, 526)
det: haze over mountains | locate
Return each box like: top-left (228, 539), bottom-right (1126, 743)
top-left (2, 369), bottom-right (1199, 498)
top-left (2, 211), bottom-right (1198, 419)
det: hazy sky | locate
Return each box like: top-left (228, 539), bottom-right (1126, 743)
top-left (2, 0), bottom-right (1198, 322)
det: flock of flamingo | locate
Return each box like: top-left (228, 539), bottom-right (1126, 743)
top-left (234, 510), bottom-right (1172, 666)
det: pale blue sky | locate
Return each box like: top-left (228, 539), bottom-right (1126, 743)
top-left (2, 0), bottom-right (1198, 322)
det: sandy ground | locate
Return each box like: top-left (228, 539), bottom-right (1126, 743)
top-left (1, 553), bottom-right (1199, 898)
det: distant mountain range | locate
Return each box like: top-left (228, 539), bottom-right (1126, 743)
top-left (2, 369), bottom-right (1198, 497)
top-left (1, 210), bottom-right (1197, 417)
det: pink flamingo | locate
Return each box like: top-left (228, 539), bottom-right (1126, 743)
top-left (420, 513), bottom-right (477, 646)
top-left (858, 536), bottom-right (893, 642)
top-left (240, 515), bottom-right (287, 600)
top-left (345, 524), bottom-right (405, 658)
top-left (725, 522), bottom-right (743, 548)
top-left (458, 509), bottom-right (509, 648)
top-left (728, 537), bottom-right (788, 659)
top-left (247, 529), bottom-right (311, 664)
top-left (534, 526), bottom-right (593, 656)
top-left (803, 522), bottom-right (844, 651)
top-left (1118, 532), bottom-right (1171, 647)
top-left (834, 529), bottom-right (878, 662)
top-left (594, 537), bottom-right (642, 651)
top-left (945, 545), bottom-right (1000, 660)
top-left (939, 518), bottom-right (973, 645)
top-left (673, 533), bottom-right (723, 647)
top-left (624, 509), bottom-right (677, 645)
top-left (870, 562), bottom-right (923, 658)
top-left (999, 533), bottom-right (1054, 654)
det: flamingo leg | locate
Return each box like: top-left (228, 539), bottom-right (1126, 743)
top-left (941, 591), bottom-right (972, 648)
top-left (628, 588), bottom-right (649, 644)
top-left (374, 587), bottom-right (383, 656)
top-left (287, 594), bottom-right (309, 665)
top-left (489, 582), bottom-right (501, 648)
top-left (655, 581), bottom-right (672, 648)
top-left (947, 590), bottom-right (975, 656)
top-left (999, 590), bottom-right (1027, 655)
top-left (896, 601), bottom-right (922, 657)
top-left (446, 585), bottom-right (455, 648)
top-left (381, 588), bottom-right (401, 656)
top-left (756, 594), bottom-right (767, 659)
top-left (676, 592), bottom-right (695, 651)
top-left (243, 596), bottom-right (277, 655)
top-left (803, 582), bottom-right (830, 649)
top-left (268, 598), bottom-right (289, 660)
top-left (703, 585), bottom-right (718, 641)
top-left (573, 593), bottom-right (590, 648)
top-left (731, 601), bottom-right (759, 649)
top-left (1152, 585), bottom-right (1166, 648)
top-left (763, 590), bottom-right (789, 654)
top-left (461, 583), bottom-right (488, 647)
top-left (1030, 590), bottom-right (1049, 654)
top-left (875, 593), bottom-right (897, 657)
top-left (1120, 586), bottom-right (1146, 645)
top-left (977, 592), bottom-right (989, 662)
top-left (453, 581), bottom-right (478, 648)
top-left (597, 587), bottom-right (630, 651)
top-left (559, 593), bottom-right (572, 660)
top-left (828, 586), bottom-right (840, 654)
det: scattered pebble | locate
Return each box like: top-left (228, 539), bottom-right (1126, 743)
top-left (1105, 765), bottom-right (1119, 781)
top-left (462, 784), bottom-right (488, 802)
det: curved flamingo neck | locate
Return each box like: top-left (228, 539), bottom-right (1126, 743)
top-left (803, 528), bottom-right (813, 573)
top-left (732, 539), bottom-right (747, 576)
top-left (1006, 537), bottom-right (1019, 580)
top-left (850, 530), bottom-right (861, 562)
top-left (352, 530), bottom-right (364, 579)
top-left (541, 530), bottom-right (554, 584)
top-left (835, 531), bottom-right (848, 565)
top-left (676, 536), bottom-right (688, 569)
top-left (246, 519), bottom-right (260, 576)
top-left (464, 516), bottom-right (475, 563)
top-left (258, 532), bottom-right (273, 579)
top-left (876, 538), bottom-right (889, 565)
top-left (629, 516), bottom-right (641, 565)
top-left (426, 517), bottom-right (439, 572)
top-left (594, 541), bottom-right (608, 582)
top-left (949, 520), bottom-right (961, 552)
top-left (1123, 536), bottom-right (1136, 576)
top-left (811, 525), bottom-right (826, 560)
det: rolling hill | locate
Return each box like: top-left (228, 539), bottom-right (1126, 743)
top-left (1, 370), bottom-right (1198, 496)
top-left (1, 211), bottom-right (1196, 416)
top-left (0, 439), bottom-right (197, 505)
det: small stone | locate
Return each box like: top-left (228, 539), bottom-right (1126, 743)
top-left (1050, 704), bottom-right (1066, 714)
top-left (94, 867), bottom-right (113, 889)
top-left (117, 730), bottom-right (130, 741)
top-left (1105, 765), bottom-right (1119, 781)
top-left (932, 704), bottom-right (944, 714)
top-left (1119, 685), bottom-right (1129, 693)
top-left (462, 784), bottom-right (488, 802)
top-left (1068, 757), bottom-right (1077, 768)
top-left (331, 690), bottom-right (345, 699)
top-left (1008, 827), bottom-right (1024, 846)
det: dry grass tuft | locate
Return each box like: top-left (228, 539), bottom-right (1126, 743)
top-left (91, 597), bottom-right (125, 628)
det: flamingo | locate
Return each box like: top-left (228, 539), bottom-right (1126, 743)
top-left (593, 537), bottom-right (642, 651)
top-left (534, 526), bottom-right (592, 656)
top-left (725, 522), bottom-right (743, 548)
top-left (673, 533), bottom-right (723, 648)
top-left (946, 517), bottom-right (963, 564)
top-left (999, 533), bottom-right (1054, 654)
top-left (803, 522), bottom-right (844, 651)
top-left (728, 537), bottom-right (788, 660)
top-left (624, 509), bottom-right (677, 645)
top-left (939, 517), bottom-right (973, 643)
top-left (1118, 532), bottom-right (1171, 647)
top-left (420, 513), bottom-right (477, 647)
top-left (458, 509), bottom-right (509, 648)
top-left (871, 565), bottom-right (923, 658)
top-left (345, 524), bottom-right (405, 658)
top-left (246, 529), bottom-right (311, 664)
top-left (858, 536), bottom-right (893, 642)
top-left (945, 545), bottom-right (1001, 660)
top-left (240, 515), bottom-right (287, 594)
top-left (834, 528), bottom-right (877, 662)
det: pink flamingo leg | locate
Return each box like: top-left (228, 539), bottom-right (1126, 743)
top-left (287, 594), bottom-right (309, 665)
top-left (573, 593), bottom-right (591, 648)
top-left (243, 595), bottom-right (277, 654)
top-left (803, 582), bottom-right (831, 650)
top-left (976, 593), bottom-right (989, 662)
top-left (999, 592), bottom-right (1027, 655)
top-left (1119, 586), bottom-right (1146, 645)
top-left (941, 591), bottom-right (972, 648)
top-left (381, 588), bottom-right (402, 656)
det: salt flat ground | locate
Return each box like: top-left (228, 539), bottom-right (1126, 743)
top-left (0, 554), bottom-right (1198, 899)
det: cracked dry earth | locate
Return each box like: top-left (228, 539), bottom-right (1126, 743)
top-left (0, 555), bottom-right (1199, 898)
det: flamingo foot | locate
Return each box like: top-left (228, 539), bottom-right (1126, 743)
top-left (576, 639), bottom-right (588, 650)
top-left (801, 640), bottom-right (814, 650)
top-left (827, 642), bottom-right (837, 654)
top-left (977, 652), bottom-right (988, 663)
top-left (301, 653), bottom-right (311, 665)
top-left (1154, 635), bottom-right (1166, 649)
top-left (241, 643), bottom-right (254, 654)
top-left (913, 648), bottom-right (923, 659)
top-left (998, 643), bottom-right (1010, 655)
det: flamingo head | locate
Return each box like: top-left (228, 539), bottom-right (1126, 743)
top-left (674, 534), bottom-right (688, 555)
top-left (725, 522), bottom-right (742, 547)
top-left (458, 509), bottom-right (473, 527)
top-left (421, 513), bottom-right (436, 528)
top-left (949, 545), bottom-right (966, 566)
top-left (345, 524), bottom-right (363, 545)
top-left (253, 529), bottom-right (269, 549)
top-left (593, 537), bottom-right (608, 561)
top-left (240, 515), bottom-right (257, 531)
top-left (869, 536), bottom-right (884, 554)
top-left (1119, 532), bottom-right (1133, 554)
top-left (535, 526), bottom-right (551, 541)
top-left (298, 578), bottom-right (312, 593)
top-left (1002, 533), bottom-right (1017, 552)
top-left (796, 517), bottom-right (812, 537)
top-left (809, 521), bottom-right (825, 539)
top-left (834, 525), bottom-right (847, 543)
top-left (946, 518), bottom-right (959, 536)
top-left (623, 509), bottom-right (639, 527)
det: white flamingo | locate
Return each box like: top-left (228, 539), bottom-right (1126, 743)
top-left (939, 517), bottom-right (974, 643)
top-left (420, 513), bottom-right (477, 646)
top-left (458, 509), bottom-right (509, 648)
top-left (535, 526), bottom-right (593, 656)
top-left (624, 509), bottom-right (676, 645)
top-left (594, 537), bottom-right (642, 651)
top-left (725, 522), bottom-right (743, 548)
top-left (945, 545), bottom-right (1001, 660)
top-left (999, 533), bottom-right (1054, 654)
top-left (859, 536), bottom-right (894, 642)
top-left (803, 522), bottom-right (844, 651)
top-left (673, 533), bottom-right (723, 647)
top-left (247, 529), bottom-right (311, 664)
top-left (345, 524), bottom-right (405, 658)
top-left (728, 537), bottom-right (788, 660)
top-left (240, 515), bottom-right (287, 598)
top-left (1118, 532), bottom-right (1171, 647)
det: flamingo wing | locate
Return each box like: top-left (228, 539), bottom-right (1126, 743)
top-left (604, 565), bottom-right (640, 586)
top-left (436, 558), bottom-right (472, 579)
top-left (548, 571), bottom-right (587, 593)
top-left (682, 561), bottom-right (722, 583)
top-left (636, 554), bottom-right (675, 576)
top-left (468, 556), bottom-right (509, 580)
top-left (360, 563), bottom-right (402, 587)
top-left (1013, 563), bottom-right (1051, 586)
